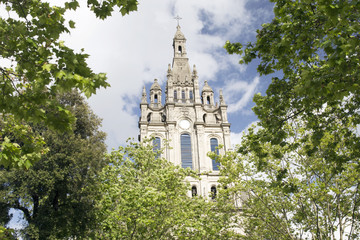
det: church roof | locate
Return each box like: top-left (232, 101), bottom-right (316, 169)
top-left (173, 25), bottom-right (186, 40)
top-left (150, 79), bottom-right (161, 91)
top-left (202, 80), bottom-right (213, 92)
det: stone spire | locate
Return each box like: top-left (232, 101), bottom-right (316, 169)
top-left (219, 89), bottom-right (226, 105)
top-left (192, 64), bottom-right (198, 78)
top-left (171, 25), bottom-right (191, 87)
top-left (174, 25), bottom-right (186, 41)
top-left (141, 86), bottom-right (147, 104)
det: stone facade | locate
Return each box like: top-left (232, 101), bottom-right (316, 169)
top-left (139, 25), bottom-right (231, 198)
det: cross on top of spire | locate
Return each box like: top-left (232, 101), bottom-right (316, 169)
top-left (174, 15), bottom-right (182, 27)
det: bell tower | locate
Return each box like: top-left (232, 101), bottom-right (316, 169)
top-left (139, 24), bottom-right (231, 198)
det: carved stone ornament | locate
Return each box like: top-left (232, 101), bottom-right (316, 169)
top-left (181, 107), bottom-right (189, 116)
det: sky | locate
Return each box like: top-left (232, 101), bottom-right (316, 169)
top-left (61, 0), bottom-right (275, 150)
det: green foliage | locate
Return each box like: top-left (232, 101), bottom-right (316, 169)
top-left (224, 0), bottom-right (360, 238)
top-left (91, 140), bottom-right (238, 239)
top-left (0, 115), bottom-right (48, 169)
top-left (0, 91), bottom-right (107, 239)
top-left (219, 121), bottom-right (360, 239)
top-left (0, 226), bottom-right (15, 240)
top-left (225, 0), bottom-right (360, 143)
top-left (0, 0), bottom-right (138, 168)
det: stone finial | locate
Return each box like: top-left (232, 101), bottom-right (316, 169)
top-left (202, 80), bottom-right (213, 93)
top-left (150, 79), bottom-right (161, 91)
top-left (219, 89), bottom-right (226, 105)
top-left (141, 86), bottom-right (147, 104)
top-left (168, 64), bottom-right (171, 73)
top-left (192, 64), bottom-right (197, 77)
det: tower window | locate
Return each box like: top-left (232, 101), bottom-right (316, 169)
top-left (210, 138), bottom-right (220, 170)
top-left (147, 113), bottom-right (152, 123)
top-left (192, 186), bottom-right (197, 197)
top-left (189, 90), bottom-right (193, 100)
top-left (154, 94), bottom-right (158, 103)
top-left (207, 96), bottom-right (210, 105)
top-left (181, 134), bottom-right (192, 169)
top-left (182, 90), bottom-right (185, 99)
top-left (178, 45), bottom-right (182, 53)
top-left (211, 186), bottom-right (217, 200)
top-left (174, 90), bottom-right (177, 99)
top-left (153, 137), bottom-right (161, 158)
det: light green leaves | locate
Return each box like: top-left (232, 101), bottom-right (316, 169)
top-left (0, 115), bottom-right (48, 169)
top-left (92, 140), bottom-right (237, 239)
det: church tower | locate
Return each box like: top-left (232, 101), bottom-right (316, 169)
top-left (139, 24), bottom-right (231, 198)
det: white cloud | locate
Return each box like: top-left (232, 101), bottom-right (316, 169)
top-left (225, 76), bottom-right (260, 113)
top-left (230, 120), bottom-right (259, 147)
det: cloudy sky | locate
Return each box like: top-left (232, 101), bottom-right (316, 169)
top-left (62, 0), bottom-right (275, 149)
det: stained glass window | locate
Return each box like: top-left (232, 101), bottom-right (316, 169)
top-left (181, 134), bottom-right (192, 169)
top-left (210, 138), bottom-right (220, 170)
top-left (153, 137), bottom-right (161, 158)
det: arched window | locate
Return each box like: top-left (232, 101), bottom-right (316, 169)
top-left (189, 90), bottom-right (193, 100)
top-left (182, 90), bottom-right (186, 103)
top-left (191, 186), bottom-right (197, 197)
top-left (207, 96), bottom-right (210, 104)
top-left (203, 114), bottom-right (206, 123)
top-left (147, 113), bottom-right (152, 123)
top-left (178, 45), bottom-right (182, 53)
top-left (210, 138), bottom-right (220, 170)
top-left (174, 90), bottom-right (177, 100)
top-left (181, 134), bottom-right (192, 169)
top-left (154, 94), bottom-right (158, 103)
top-left (153, 137), bottom-right (161, 158)
top-left (211, 186), bottom-right (217, 200)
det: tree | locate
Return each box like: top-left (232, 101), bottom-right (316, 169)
top-left (219, 120), bottom-right (360, 239)
top-left (91, 140), bottom-right (238, 239)
top-left (0, 0), bottom-right (138, 168)
top-left (0, 91), bottom-right (107, 239)
top-left (223, 0), bottom-right (360, 239)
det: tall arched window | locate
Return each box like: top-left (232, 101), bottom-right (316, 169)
top-left (211, 186), bottom-right (217, 200)
top-left (178, 45), bottom-right (182, 53)
top-left (181, 134), bottom-right (192, 169)
top-left (153, 137), bottom-right (161, 158)
top-left (207, 96), bottom-right (210, 104)
top-left (191, 186), bottom-right (197, 197)
top-left (189, 90), bottom-right (193, 100)
top-left (174, 90), bottom-right (177, 100)
top-left (182, 90), bottom-right (186, 103)
top-left (210, 138), bottom-right (220, 170)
